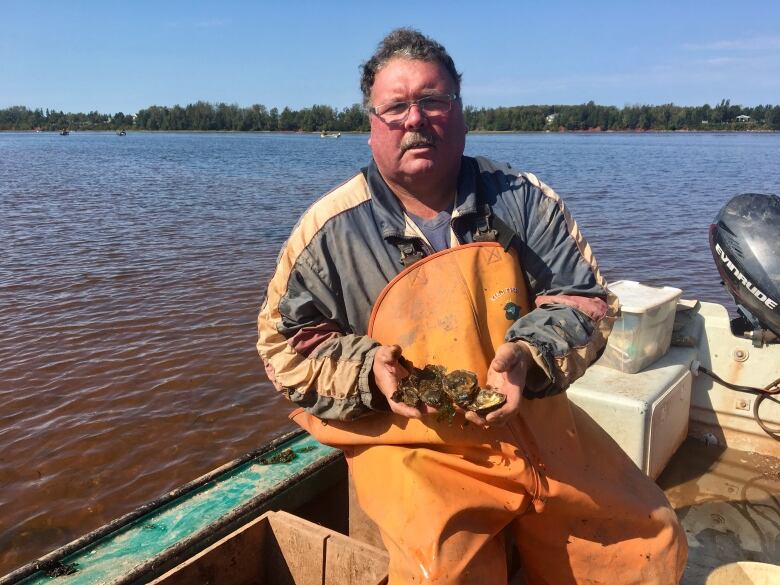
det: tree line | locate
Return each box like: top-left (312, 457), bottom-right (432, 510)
top-left (0, 107), bottom-right (136, 132)
top-left (2, 99), bottom-right (780, 132)
top-left (464, 100), bottom-right (780, 132)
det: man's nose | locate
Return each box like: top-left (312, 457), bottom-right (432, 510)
top-left (403, 103), bottom-right (427, 130)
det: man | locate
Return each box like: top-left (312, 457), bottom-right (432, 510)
top-left (258, 28), bottom-right (687, 584)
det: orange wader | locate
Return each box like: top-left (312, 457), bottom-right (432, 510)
top-left (294, 243), bottom-right (687, 584)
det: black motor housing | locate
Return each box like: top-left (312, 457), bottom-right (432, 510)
top-left (710, 193), bottom-right (780, 338)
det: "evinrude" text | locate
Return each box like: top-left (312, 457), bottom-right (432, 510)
top-left (715, 243), bottom-right (778, 310)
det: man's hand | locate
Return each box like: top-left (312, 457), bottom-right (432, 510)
top-left (372, 345), bottom-right (423, 419)
top-left (465, 342), bottom-right (531, 427)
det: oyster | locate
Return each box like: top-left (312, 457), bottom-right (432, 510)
top-left (466, 388), bottom-right (507, 414)
top-left (391, 386), bottom-right (420, 407)
top-left (417, 365), bottom-right (446, 408)
top-left (390, 362), bottom-right (506, 423)
top-left (443, 370), bottom-right (478, 407)
top-left (391, 369), bottom-right (421, 407)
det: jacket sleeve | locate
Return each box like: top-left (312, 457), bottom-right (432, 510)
top-left (503, 173), bottom-right (618, 397)
top-left (258, 241), bottom-right (387, 421)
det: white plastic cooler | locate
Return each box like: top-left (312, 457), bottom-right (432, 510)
top-left (599, 280), bottom-right (682, 374)
top-left (567, 346), bottom-right (695, 478)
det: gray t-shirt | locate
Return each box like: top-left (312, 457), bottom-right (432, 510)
top-left (407, 208), bottom-right (453, 253)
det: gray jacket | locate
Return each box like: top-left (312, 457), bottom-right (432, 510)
top-left (257, 156), bottom-right (617, 420)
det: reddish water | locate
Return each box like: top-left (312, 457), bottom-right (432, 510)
top-left (2, 131), bottom-right (779, 574)
top-left (0, 132), bottom-right (359, 572)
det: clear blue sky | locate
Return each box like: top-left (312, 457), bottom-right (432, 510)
top-left (3, 0), bottom-right (779, 114)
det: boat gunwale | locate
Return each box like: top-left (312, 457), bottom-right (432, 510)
top-left (1, 429), bottom-right (343, 585)
top-left (118, 449), bottom-right (344, 585)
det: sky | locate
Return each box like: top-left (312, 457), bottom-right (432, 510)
top-left (2, 0), bottom-right (780, 114)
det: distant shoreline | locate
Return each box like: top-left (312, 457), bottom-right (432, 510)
top-left (4, 128), bottom-right (777, 134)
top-left (4, 100), bottom-right (779, 133)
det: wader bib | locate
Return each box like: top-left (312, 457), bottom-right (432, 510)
top-left (293, 242), bottom-right (687, 584)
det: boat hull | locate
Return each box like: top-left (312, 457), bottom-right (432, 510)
top-left (3, 301), bottom-right (779, 584)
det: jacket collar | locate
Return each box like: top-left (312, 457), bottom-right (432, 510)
top-left (365, 156), bottom-right (482, 241)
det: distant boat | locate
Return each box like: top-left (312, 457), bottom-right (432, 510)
top-left (320, 131), bottom-right (341, 138)
top-left (117, 129), bottom-right (127, 136)
top-left (59, 129), bottom-right (69, 136)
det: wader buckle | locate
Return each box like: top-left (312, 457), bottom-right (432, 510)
top-left (473, 205), bottom-right (499, 243)
top-left (472, 205), bottom-right (518, 251)
top-left (397, 240), bottom-right (425, 267)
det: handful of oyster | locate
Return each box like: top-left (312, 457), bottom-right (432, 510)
top-left (391, 361), bottom-right (506, 422)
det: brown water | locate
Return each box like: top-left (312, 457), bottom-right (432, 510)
top-left (1, 131), bottom-right (779, 574)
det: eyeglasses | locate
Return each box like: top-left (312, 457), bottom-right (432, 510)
top-left (369, 93), bottom-right (459, 122)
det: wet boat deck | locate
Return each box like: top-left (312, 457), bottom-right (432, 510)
top-left (657, 438), bottom-right (780, 584)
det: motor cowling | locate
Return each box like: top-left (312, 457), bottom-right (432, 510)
top-left (710, 193), bottom-right (780, 339)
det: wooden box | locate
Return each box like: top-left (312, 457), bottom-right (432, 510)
top-left (151, 510), bottom-right (389, 585)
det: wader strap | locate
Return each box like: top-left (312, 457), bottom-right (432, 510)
top-left (394, 206), bottom-right (517, 266)
top-left (473, 204), bottom-right (518, 251)
top-left (362, 166), bottom-right (427, 268)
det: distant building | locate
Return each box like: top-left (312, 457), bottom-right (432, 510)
top-left (736, 115), bottom-right (751, 123)
top-left (545, 113), bottom-right (558, 124)
top-left (701, 120), bottom-right (709, 125)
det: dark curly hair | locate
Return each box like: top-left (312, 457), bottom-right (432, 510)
top-left (360, 28), bottom-right (462, 108)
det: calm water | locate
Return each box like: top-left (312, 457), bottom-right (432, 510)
top-left (1, 131), bottom-right (779, 572)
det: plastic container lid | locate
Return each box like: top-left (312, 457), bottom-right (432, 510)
top-left (608, 280), bottom-right (682, 314)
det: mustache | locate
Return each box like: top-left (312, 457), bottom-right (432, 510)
top-left (400, 132), bottom-right (436, 153)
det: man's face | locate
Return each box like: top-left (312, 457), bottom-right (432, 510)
top-left (368, 58), bottom-right (467, 192)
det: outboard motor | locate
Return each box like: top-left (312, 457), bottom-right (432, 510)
top-left (710, 193), bottom-right (780, 346)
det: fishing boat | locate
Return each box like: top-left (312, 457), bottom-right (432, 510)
top-left (1, 194), bottom-right (778, 585)
top-left (59, 129), bottom-right (69, 136)
top-left (117, 130), bottom-right (126, 136)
